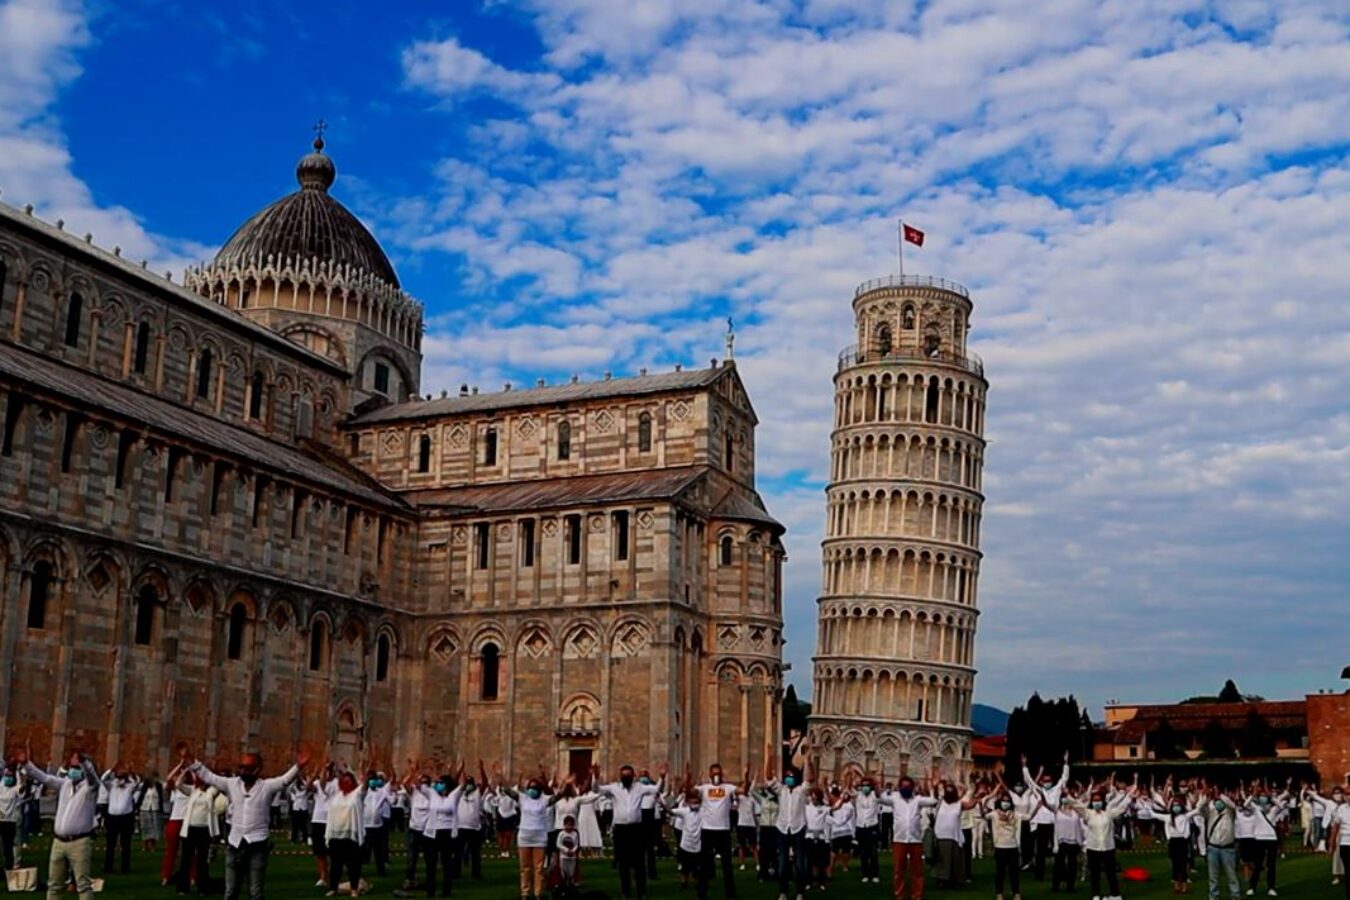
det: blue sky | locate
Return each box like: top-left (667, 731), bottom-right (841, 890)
top-left (4, 0), bottom-right (1350, 717)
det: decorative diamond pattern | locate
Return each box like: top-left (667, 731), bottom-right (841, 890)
top-left (592, 409), bottom-right (614, 433)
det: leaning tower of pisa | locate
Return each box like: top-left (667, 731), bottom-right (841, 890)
top-left (808, 274), bottom-right (988, 780)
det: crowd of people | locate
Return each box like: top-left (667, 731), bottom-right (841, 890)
top-left (3, 740), bottom-right (1350, 900)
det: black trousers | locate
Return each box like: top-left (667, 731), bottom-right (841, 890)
top-left (994, 847), bottom-right (1021, 896)
top-left (1340, 846), bottom-right (1350, 900)
top-left (1087, 849), bottom-right (1119, 897)
top-left (1032, 822), bottom-right (1054, 879)
top-left (704, 829), bottom-right (736, 896)
top-left (1168, 836), bottom-right (1190, 881)
top-left (857, 824), bottom-right (880, 879)
top-left (405, 830), bottom-right (424, 882)
top-left (177, 828), bottom-right (212, 894)
top-left (456, 828), bottom-right (482, 878)
top-left (104, 812), bottom-right (134, 872)
top-left (962, 828), bottom-right (974, 881)
top-left (424, 828), bottom-right (455, 897)
top-left (758, 825), bottom-right (778, 880)
top-left (641, 809), bottom-right (658, 876)
top-left (1249, 839), bottom-right (1278, 892)
top-left (330, 837), bottom-right (363, 893)
top-left (678, 847), bottom-right (710, 899)
top-left (364, 824), bottom-right (389, 876)
top-left (807, 838), bottom-right (830, 887)
top-left (0, 821), bottom-right (14, 870)
top-left (614, 822), bottom-right (648, 898)
top-left (1052, 842), bottom-right (1080, 892)
top-left (290, 809), bottom-right (309, 843)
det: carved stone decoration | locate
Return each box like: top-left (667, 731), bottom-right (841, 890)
top-left (669, 400), bottom-right (690, 421)
top-left (636, 510), bottom-right (654, 530)
top-left (446, 424), bottom-right (468, 448)
top-left (90, 426), bottom-right (109, 450)
top-left (611, 622), bottom-right (650, 658)
top-left (518, 626), bottom-right (551, 659)
top-left (429, 631), bottom-right (459, 661)
top-left (380, 430), bottom-right (402, 457)
top-left (592, 409), bottom-right (614, 433)
top-left (516, 416), bottom-right (537, 438)
top-left (563, 625), bottom-right (598, 660)
top-left (451, 526), bottom-right (467, 544)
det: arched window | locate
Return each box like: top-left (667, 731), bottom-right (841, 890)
top-left (637, 413), bottom-right (652, 452)
top-left (27, 560), bottom-right (53, 629)
top-left (417, 434), bottom-right (432, 473)
top-left (248, 371), bottom-right (264, 419)
top-left (876, 324), bottom-right (893, 356)
top-left (902, 304), bottom-right (915, 330)
top-left (376, 634), bottom-right (391, 682)
top-left (226, 602), bottom-right (248, 660)
top-left (483, 427), bottom-right (498, 466)
top-left (133, 322), bottom-right (151, 375)
top-left (64, 292), bottom-right (83, 347)
top-left (195, 349), bottom-right (213, 399)
top-left (925, 379), bottom-right (940, 423)
top-left (557, 420), bottom-right (571, 461)
top-left (724, 433), bottom-right (735, 473)
top-left (952, 314), bottom-right (964, 345)
top-left (720, 535), bottom-right (734, 566)
top-left (308, 621), bottom-right (327, 671)
top-left (134, 584), bottom-right (157, 646)
top-left (480, 643), bottom-right (500, 701)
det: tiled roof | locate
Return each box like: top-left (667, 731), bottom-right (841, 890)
top-left (0, 342), bottom-right (406, 510)
top-left (711, 489), bottom-right (785, 532)
top-left (408, 466), bottom-right (707, 514)
top-left (1109, 700), bottom-right (1307, 744)
top-left (351, 366), bottom-right (730, 423)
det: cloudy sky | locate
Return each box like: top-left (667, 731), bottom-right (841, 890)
top-left (4, 0), bottom-right (1349, 716)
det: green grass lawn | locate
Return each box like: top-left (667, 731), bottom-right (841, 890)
top-left (15, 832), bottom-right (1343, 899)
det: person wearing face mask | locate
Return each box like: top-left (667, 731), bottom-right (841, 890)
top-left (593, 761), bottom-right (667, 900)
top-left (1052, 786), bottom-right (1086, 893)
top-left (983, 784), bottom-right (1028, 900)
top-left (751, 778), bottom-right (779, 883)
top-left (1022, 753), bottom-right (1071, 882)
top-left (853, 776), bottom-right (881, 885)
top-left (181, 743), bottom-right (309, 900)
top-left (1244, 782), bottom-right (1291, 897)
top-left (497, 765), bottom-right (568, 900)
top-left (667, 789), bottom-right (711, 900)
top-left (734, 778), bottom-right (760, 872)
top-left (756, 746), bottom-right (812, 900)
top-left (1306, 778), bottom-right (1350, 889)
top-left (0, 765), bottom-right (26, 873)
top-left (413, 762), bottom-right (465, 899)
top-left (827, 783), bottom-right (856, 878)
top-left (932, 778), bottom-right (980, 889)
top-left (495, 785), bottom-right (520, 860)
top-left (455, 762), bottom-right (490, 880)
top-left (358, 768), bottom-right (391, 879)
top-left (877, 774), bottom-right (938, 900)
top-left (17, 744), bottom-right (100, 900)
top-left (693, 763), bottom-right (738, 898)
top-left (100, 762), bottom-right (140, 875)
top-left (1063, 775), bottom-right (1137, 900)
top-left (324, 769), bottom-right (368, 897)
top-left (1149, 778), bottom-right (1201, 895)
top-left (401, 772), bottom-right (433, 890)
top-left (174, 766), bottom-right (220, 896)
top-left (1193, 783), bottom-right (1241, 900)
top-left (803, 786), bottom-right (833, 891)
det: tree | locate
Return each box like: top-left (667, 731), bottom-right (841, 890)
top-left (782, 684), bottom-right (811, 738)
top-left (1002, 692), bottom-right (1085, 774)
top-left (1150, 720), bottom-right (1182, 760)
top-left (1218, 680), bottom-right (1243, 703)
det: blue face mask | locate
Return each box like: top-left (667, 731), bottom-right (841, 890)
top-left (67, 768), bottom-right (84, 783)
top-left (368, 778), bottom-right (380, 789)
top-left (433, 782), bottom-right (446, 793)
top-left (639, 777), bottom-right (651, 785)
top-left (1171, 805), bottom-right (1183, 814)
top-left (1256, 797), bottom-right (1270, 807)
top-left (526, 787), bottom-right (541, 800)
top-left (860, 786), bottom-right (872, 795)
top-left (1090, 801), bottom-right (1104, 811)
top-left (1214, 801), bottom-right (1226, 812)
top-left (784, 777), bottom-right (796, 787)
top-left (2, 776), bottom-right (14, 787)
top-left (899, 787), bottom-right (914, 799)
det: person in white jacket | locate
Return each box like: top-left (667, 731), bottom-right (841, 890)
top-left (174, 770), bottom-right (219, 895)
top-left (1148, 780), bottom-right (1202, 895)
top-left (1319, 782), bottom-right (1350, 899)
top-left (1023, 754), bottom-right (1070, 882)
top-left (1244, 784), bottom-right (1291, 897)
top-left (324, 771), bottom-right (367, 897)
top-left (1063, 776), bottom-right (1137, 900)
top-left (1306, 777), bottom-right (1350, 889)
top-left (1052, 790), bottom-right (1087, 894)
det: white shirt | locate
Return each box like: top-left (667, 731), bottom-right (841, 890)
top-left (363, 785), bottom-right (391, 827)
top-left (104, 774), bottom-right (140, 816)
top-left (987, 807), bottom-right (1025, 849)
top-left (26, 761), bottom-right (99, 838)
top-left (1054, 807), bottom-right (1085, 845)
top-left (735, 793), bottom-right (759, 828)
top-left (1326, 802), bottom-right (1350, 846)
top-left (458, 789), bottom-right (484, 831)
top-left (600, 780), bottom-right (662, 826)
top-left (855, 792), bottom-right (880, 828)
top-left (420, 785), bottom-right (464, 835)
top-left (1025, 765), bottom-right (1069, 826)
top-left (696, 782), bottom-right (735, 830)
top-left (1235, 808), bottom-right (1257, 840)
top-left (669, 806), bottom-right (705, 853)
top-left (829, 801), bottom-right (855, 838)
top-left (496, 792), bottom-right (518, 819)
top-left (1067, 797), bottom-right (1131, 852)
top-left (288, 783), bottom-right (311, 812)
top-left (168, 787), bottom-right (190, 822)
top-left (517, 792), bottom-right (552, 835)
top-left (881, 792), bottom-right (938, 843)
top-left (1247, 798), bottom-right (1287, 840)
top-left (325, 787), bottom-right (366, 843)
top-left (190, 762), bottom-right (300, 847)
top-left (310, 779), bottom-right (333, 825)
top-left (0, 782), bottom-right (22, 823)
top-left (410, 787), bottom-right (432, 831)
top-left (805, 803), bottom-right (832, 840)
top-left (766, 781), bottom-right (810, 834)
top-left (179, 785), bottom-right (218, 837)
top-left (934, 801), bottom-right (965, 843)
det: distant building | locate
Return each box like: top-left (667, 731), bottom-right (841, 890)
top-left (970, 734), bottom-right (1005, 778)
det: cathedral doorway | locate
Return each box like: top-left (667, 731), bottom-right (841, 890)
top-left (568, 748), bottom-right (593, 781)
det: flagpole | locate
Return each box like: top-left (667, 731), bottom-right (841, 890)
top-left (897, 218), bottom-right (904, 276)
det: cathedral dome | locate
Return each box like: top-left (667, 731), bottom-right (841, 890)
top-left (213, 137), bottom-right (399, 288)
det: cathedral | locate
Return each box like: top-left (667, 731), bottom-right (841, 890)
top-left (0, 138), bottom-right (786, 778)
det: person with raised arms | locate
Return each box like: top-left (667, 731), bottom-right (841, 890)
top-left (17, 742), bottom-right (101, 900)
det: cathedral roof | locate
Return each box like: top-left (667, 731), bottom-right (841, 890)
top-left (351, 365), bottom-right (734, 423)
top-left (212, 137), bottom-right (400, 288)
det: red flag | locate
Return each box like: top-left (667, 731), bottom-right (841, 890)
top-left (903, 224), bottom-right (925, 247)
